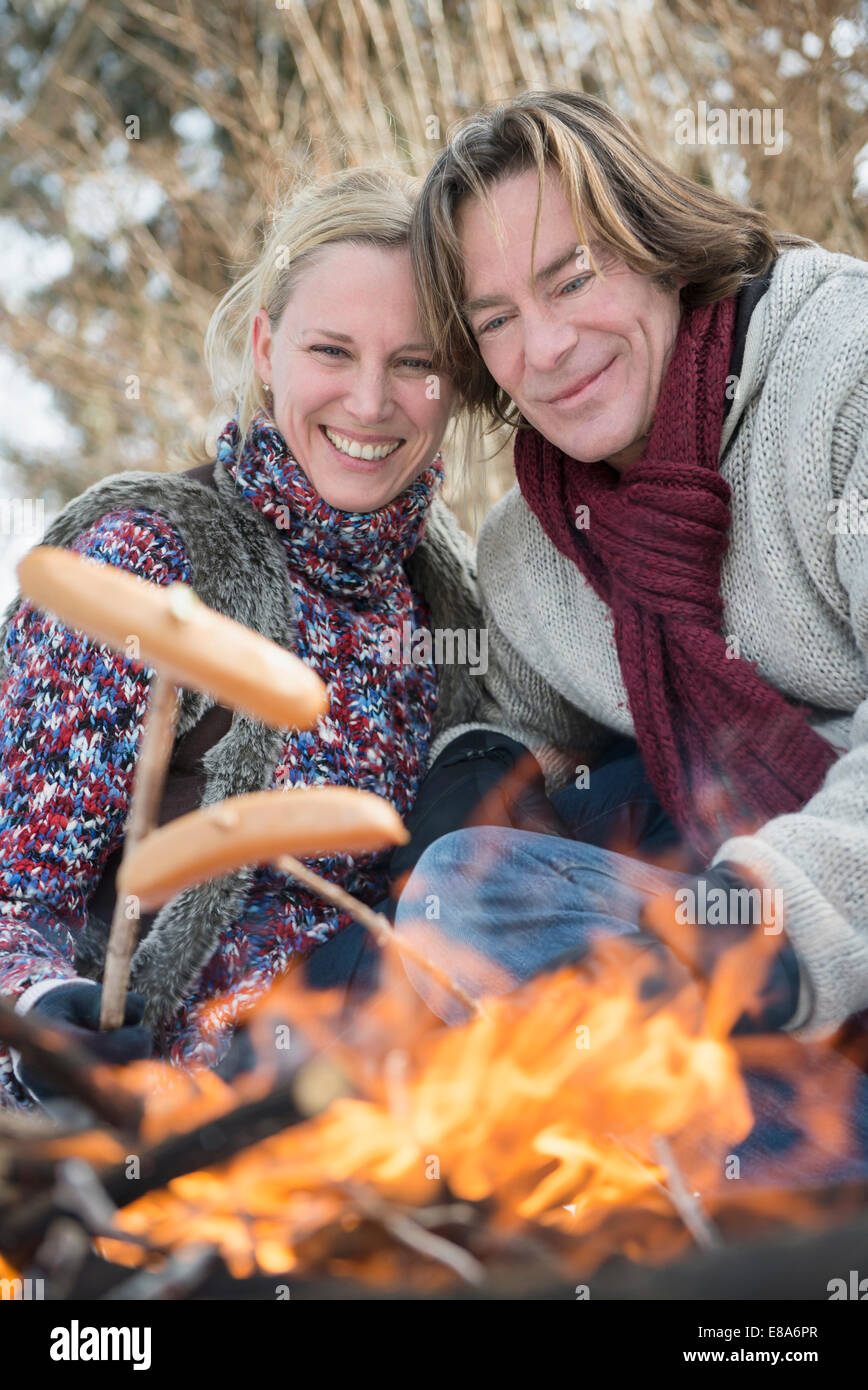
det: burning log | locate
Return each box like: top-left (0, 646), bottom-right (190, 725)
top-left (2, 983), bottom-right (867, 1296)
top-left (13, 1169), bottom-right (868, 1301)
top-left (0, 1041), bottom-right (353, 1266)
top-left (1, 945), bottom-right (843, 1291)
top-left (110, 1201), bottom-right (867, 1300)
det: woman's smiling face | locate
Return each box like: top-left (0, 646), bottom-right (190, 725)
top-left (252, 241), bottom-right (453, 512)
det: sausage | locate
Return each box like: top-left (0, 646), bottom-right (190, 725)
top-left (118, 787), bottom-right (410, 910)
top-left (17, 546), bottom-right (328, 730)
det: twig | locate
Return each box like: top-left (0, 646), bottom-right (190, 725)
top-left (52, 1157), bottom-right (118, 1232)
top-left (97, 1078), bottom-right (307, 1208)
top-left (275, 853), bottom-right (484, 1019)
top-left (339, 1180), bottom-right (486, 1286)
top-left (651, 1136), bottom-right (721, 1251)
top-left (103, 1242), bottom-right (219, 1301)
top-left (33, 1214), bottom-right (92, 1301)
top-left (604, 1131), bottom-right (721, 1252)
top-left (100, 670), bottom-right (179, 1029)
top-left (409, 1202), bottom-right (477, 1229)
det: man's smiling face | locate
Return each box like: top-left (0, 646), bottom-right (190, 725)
top-left (456, 165), bottom-right (685, 470)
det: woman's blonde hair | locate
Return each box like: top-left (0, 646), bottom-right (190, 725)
top-left (410, 89), bottom-right (815, 429)
top-left (186, 164), bottom-right (421, 464)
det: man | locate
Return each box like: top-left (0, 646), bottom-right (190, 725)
top-left (391, 90), bottom-right (868, 1044)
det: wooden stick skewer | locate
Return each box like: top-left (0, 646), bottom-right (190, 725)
top-left (607, 1132), bottom-right (721, 1252)
top-left (99, 673), bottom-right (179, 1030)
top-left (274, 853), bottom-right (484, 1020)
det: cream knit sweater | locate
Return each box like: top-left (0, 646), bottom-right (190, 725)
top-left (429, 245), bottom-right (868, 1038)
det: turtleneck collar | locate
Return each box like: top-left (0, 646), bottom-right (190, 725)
top-left (216, 409), bottom-right (444, 600)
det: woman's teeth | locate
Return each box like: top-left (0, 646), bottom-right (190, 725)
top-left (323, 427), bottom-right (402, 461)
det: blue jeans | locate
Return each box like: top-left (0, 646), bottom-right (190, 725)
top-left (304, 735), bottom-right (698, 1004)
top-left (389, 741), bottom-right (704, 1015)
top-left (392, 752), bottom-right (868, 1191)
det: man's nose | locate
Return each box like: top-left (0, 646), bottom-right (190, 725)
top-left (522, 308), bottom-right (579, 376)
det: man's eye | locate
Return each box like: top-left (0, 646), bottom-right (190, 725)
top-left (478, 315), bottom-right (508, 337)
top-left (560, 274), bottom-right (593, 295)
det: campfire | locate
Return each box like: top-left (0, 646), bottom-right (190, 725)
top-left (1, 548), bottom-right (866, 1300)
top-left (3, 912), bottom-right (867, 1298)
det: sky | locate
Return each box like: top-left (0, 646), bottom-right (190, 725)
top-left (0, 344), bottom-right (70, 611)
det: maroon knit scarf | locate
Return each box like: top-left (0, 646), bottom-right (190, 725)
top-left (514, 294), bottom-right (837, 859)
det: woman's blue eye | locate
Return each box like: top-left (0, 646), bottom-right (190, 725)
top-left (311, 347), bottom-right (431, 370)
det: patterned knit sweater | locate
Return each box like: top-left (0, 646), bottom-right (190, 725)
top-left (429, 244), bottom-right (868, 1039)
top-left (0, 412), bottom-right (442, 1095)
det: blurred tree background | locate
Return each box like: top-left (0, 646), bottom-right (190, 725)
top-left (0, 0), bottom-right (866, 573)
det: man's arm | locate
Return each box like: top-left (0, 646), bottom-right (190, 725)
top-left (709, 290), bottom-right (868, 1037)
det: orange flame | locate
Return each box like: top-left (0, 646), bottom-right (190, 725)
top-left (85, 910), bottom-right (865, 1288)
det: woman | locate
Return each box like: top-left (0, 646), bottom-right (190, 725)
top-left (393, 90), bottom-right (868, 1057)
top-left (0, 166), bottom-right (487, 1110)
